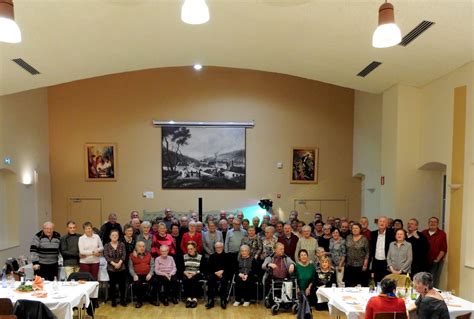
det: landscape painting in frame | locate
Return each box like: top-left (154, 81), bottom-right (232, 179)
top-left (162, 126), bottom-right (246, 189)
top-left (85, 143), bottom-right (116, 181)
top-left (291, 147), bottom-right (318, 184)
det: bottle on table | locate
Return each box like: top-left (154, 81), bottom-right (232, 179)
top-left (368, 273), bottom-right (376, 293)
top-left (53, 276), bottom-right (59, 291)
top-left (1, 270), bottom-right (7, 288)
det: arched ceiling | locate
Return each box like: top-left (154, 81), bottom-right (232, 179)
top-left (0, 0), bottom-right (472, 96)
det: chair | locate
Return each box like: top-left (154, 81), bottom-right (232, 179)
top-left (67, 272), bottom-right (95, 282)
top-left (456, 314), bottom-right (472, 319)
top-left (382, 274), bottom-right (411, 288)
top-left (13, 300), bottom-right (57, 319)
top-left (0, 299), bottom-right (13, 315)
top-left (374, 313), bottom-right (408, 319)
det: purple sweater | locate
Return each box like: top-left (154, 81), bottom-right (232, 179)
top-left (154, 255), bottom-right (177, 276)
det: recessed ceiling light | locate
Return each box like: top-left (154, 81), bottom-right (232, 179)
top-left (193, 64), bottom-right (203, 71)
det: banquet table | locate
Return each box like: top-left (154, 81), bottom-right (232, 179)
top-left (0, 281), bottom-right (99, 319)
top-left (316, 287), bottom-right (474, 319)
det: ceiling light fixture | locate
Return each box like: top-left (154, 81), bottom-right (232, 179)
top-left (193, 64), bottom-right (203, 71)
top-left (0, 0), bottom-right (21, 43)
top-left (372, 0), bottom-right (401, 48)
top-left (181, 0), bottom-right (210, 25)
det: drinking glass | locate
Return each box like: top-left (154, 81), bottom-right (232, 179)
top-left (340, 282), bottom-right (345, 292)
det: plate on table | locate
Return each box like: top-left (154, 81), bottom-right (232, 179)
top-left (51, 293), bottom-right (67, 299)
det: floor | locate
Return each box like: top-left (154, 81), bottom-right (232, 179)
top-left (95, 302), bottom-right (335, 319)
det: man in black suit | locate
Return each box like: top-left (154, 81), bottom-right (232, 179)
top-left (406, 218), bottom-right (430, 276)
top-left (370, 216), bottom-right (395, 283)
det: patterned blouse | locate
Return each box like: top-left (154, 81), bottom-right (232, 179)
top-left (345, 235), bottom-right (369, 267)
top-left (261, 237), bottom-right (277, 260)
top-left (329, 237), bottom-right (346, 267)
top-left (241, 235), bottom-right (263, 259)
top-left (103, 241), bottom-right (126, 272)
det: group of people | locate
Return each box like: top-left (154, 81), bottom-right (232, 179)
top-left (28, 209), bottom-right (448, 317)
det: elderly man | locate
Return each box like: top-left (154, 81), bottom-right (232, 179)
top-left (340, 221), bottom-right (351, 239)
top-left (236, 211), bottom-right (244, 221)
top-left (129, 241), bottom-right (158, 308)
top-left (60, 221), bottom-right (81, 279)
top-left (275, 221), bottom-right (284, 238)
top-left (422, 216), bottom-right (447, 288)
top-left (100, 213), bottom-right (122, 244)
top-left (154, 245), bottom-right (179, 305)
top-left (360, 217), bottom-right (371, 242)
top-left (370, 216), bottom-right (395, 283)
top-left (162, 208), bottom-right (174, 231)
top-left (218, 219), bottom-right (229, 242)
top-left (179, 216), bottom-right (190, 234)
top-left (206, 242), bottom-right (230, 309)
top-left (288, 210), bottom-right (298, 222)
top-left (131, 218), bottom-right (141, 238)
top-left (129, 210), bottom-right (142, 224)
top-left (277, 224), bottom-right (299, 261)
top-left (190, 211), bottom-right (199, 222)
top-left (308, 212), bottom-right (322, 233)
top-left (219, 210), bottom-right (227, 220)
top-left (30, 222), bottom-right (61, 280)
top-left (406, 218), bottom-right (430, 276)
top-left (262, 242), bottom-right (295, 296)
top-left (227, 214), bottom-right (235, 226)
top-left (225, 219), bottom-right (247, 256)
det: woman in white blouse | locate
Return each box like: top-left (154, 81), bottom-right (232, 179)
top-left (79, 221), bottom-right (104, 280)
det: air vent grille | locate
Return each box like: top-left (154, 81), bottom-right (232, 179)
top-left (12, 58), bottom-right (41, 75)
top-left (399, 20), bottom-right (435, 47)
top-left (357, 61), bottom-right (382, 77)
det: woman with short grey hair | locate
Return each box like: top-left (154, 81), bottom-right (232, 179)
top-left (295, 225), bottom-right (319, 262)
top-left (137, 221), bottom-right (153, 252)
top-left (234, 245), bottom-right (256, 307)
top-left (409, 272), bottom-right (449, 319)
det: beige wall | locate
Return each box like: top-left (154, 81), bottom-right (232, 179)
top-left (0, 88), bottom-right (51, 263)
top-left (353, 91), bottom-right (382, 225)
top-left (48, 67), bottom-right (361, 228)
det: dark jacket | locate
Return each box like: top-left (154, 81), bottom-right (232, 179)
top-left (100, 222), bottom-right (123, 244)
top-left (207, 251), bottom-right (230, 277)
top-left (60, 233), bottom-right (81, 266)
top-left (14, 299), bottom-right (57, 319)
top-left (406, 231), bottom-right (430, 274)
top-left (369, 228), bottom-right (395, 263)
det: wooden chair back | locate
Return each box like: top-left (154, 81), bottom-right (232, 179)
top-left (0, 299), bottom-right (13, 315)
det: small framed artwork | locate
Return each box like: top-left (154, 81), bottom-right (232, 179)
top-left (85, 143), bottom-right (117, 181)
top-left (291, 147), bottom-right (318, 184)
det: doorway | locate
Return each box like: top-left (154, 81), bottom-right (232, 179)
top-left (68, 198), bottom-right (103, 230)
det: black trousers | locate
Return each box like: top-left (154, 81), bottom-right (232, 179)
top-left (183, 274), bottom-right (202, 299)
top-left (372, 259), bottom-right (389, 283)
top-left (37, 263), bottom-right (58, 281)
top-left (155, 274), bottom-right (178, 300)
top-left (235, 275), bottom-right (254, 302)
top-left (132, 274), bottom-right (158, 303)
top-left (344, 266), bottom-right (368, 287)
top-left (108, 270), bottom-right (127, 302)
top-left (207, 273), bottom-right (228, 301)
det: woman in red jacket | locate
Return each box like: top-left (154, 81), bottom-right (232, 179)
top-left (365, 278), bottom-right (407, 319)
top-left (180, 221), bottom-right (203, 254)
top-left (151, 222), bottom-right (176, 257)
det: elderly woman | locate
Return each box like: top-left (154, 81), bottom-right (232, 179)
top-left (365, 278), bottom-right (407, 319)
top-left (202, 221), bottom-right (223, 258)
top-left (78, 221), bottom-right (103, 280)
top-left (154, 245), bottom-right (178, 306)
top-left (318, 223), bottom-right (332, 252)
top-left (295, 249), bottom-right (316, 303)
top-left (129, 241), bottom-right (157, 308)
top-left (261, 226), bottom-right (278, 261)
top-left (137, 221), bottom-right (153, 252)
top-left (252, 216), bottom-right (262, 234)
top-left (182, 241), bottom-right (203, 308)
top-left (233, 245), bottom-right (257, 307)
top-left (103, 230), bottom-right (127, 307)
top-left (409, 272), bottom-right (449, 319)
top-left (181, 221), bottom-right (203, 254)
top-left (121, 224), bottom-right (136, 262)
top-left (345, 223), bottom-right (369, 287)
top-left (295, 225), bottom-right (319, 262)
top-left (387, 228), bottom-right (413, 274)
top-left (241, 226), bottom-right (262, 260)
top-left (313, 256), bottom-right (337, 310)
top-left (151, 222), bottom-right (176, 257)
top-left (329, 228), bottom-right (346, 287)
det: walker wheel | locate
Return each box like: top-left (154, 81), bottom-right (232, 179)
top-left (271, 304), bottom-right (279, 315)
top-left (292, 303), bottom-right (299, 314)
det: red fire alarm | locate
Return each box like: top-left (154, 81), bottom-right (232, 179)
top-left (381, 176), bottom-right (385, 185)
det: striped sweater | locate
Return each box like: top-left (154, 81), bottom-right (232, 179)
top-left (183, 253), bottom-right (202, 273)
top-left (30, 230), bottom-right (61, 265)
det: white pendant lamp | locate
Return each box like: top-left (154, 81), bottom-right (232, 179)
top-left (181, 0), bottom-right (210, 25)
top-left (0, 0), bottom-right (21, 43)
top-left (372, 1), bottom-right (401, 48)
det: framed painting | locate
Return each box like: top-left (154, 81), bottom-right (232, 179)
top-left (85, 143), bottom-right (117, 181)
top-left (291, 147), bottom-right (318, 184)
top-left (162, 126), bottom-right (246, 189)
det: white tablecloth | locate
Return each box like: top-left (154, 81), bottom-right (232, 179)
top-left (316, 287), bottom-right (474, 319)
top-left (0, 281), bottom-right (99, 319)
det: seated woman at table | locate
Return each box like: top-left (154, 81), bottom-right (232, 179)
top-left (182, 241), bottom-right (204, 308)
top-left (312, 256), bottom-right (336, 311)
top-left (129, 241), bottom-right (158, 308)
top-left (408, 272), bottom-right (449, 319)
top-left (295, 249), bottom-right (316, 305)
top-left (78, 221), bottom-right (104, 280)
top-left (365, 278), bottom-right (407, 319)
top-left (103, 230), bottom-right (127, 307)
top-left (387, 229), bottom-right (413, 275)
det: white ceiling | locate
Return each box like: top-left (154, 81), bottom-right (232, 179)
top-left (0, 0), bottom-right (473, 96)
